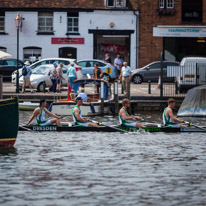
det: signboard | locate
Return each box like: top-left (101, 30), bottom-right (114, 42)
top-left (153, 27), bottom-right (206, 37)
top-left (100, 43), bottom-right (128, 55)
top-left (51, 38), bottom-right (84, 44)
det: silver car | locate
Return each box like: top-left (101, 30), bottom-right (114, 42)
top-left (131, 61), bottom-right (180, 84)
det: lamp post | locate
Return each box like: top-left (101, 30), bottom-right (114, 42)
top-left (15, 12), bottom-right (23, 93)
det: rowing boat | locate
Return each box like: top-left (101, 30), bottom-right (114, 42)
top-left (19, 124), bottom-right (206, 133)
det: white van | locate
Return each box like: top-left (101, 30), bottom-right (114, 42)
top-left (177, 57), bottom-right (206, 93)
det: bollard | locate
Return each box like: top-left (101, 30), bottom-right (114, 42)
top-left (121, 81), bottom-right (124, 94)
top-left (43, 81), bottom-right (46, 93)
top-left (148, 80), bottom-right (151, 94)
top-left (126, 80), bottom-right (131, 113)
top-left (0, 75), bottom-right (2, 99)
top-left (114, 81), bottom-right (119, 116)
top-left (100, 81), bottom-right (104, 116)
top-left (175, 79), bottom-right (178, 94)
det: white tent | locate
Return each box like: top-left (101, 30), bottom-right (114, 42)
top-left (0, 51), bottom-right (12, 60)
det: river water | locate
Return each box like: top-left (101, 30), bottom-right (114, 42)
top-left (0, 111), bottom-right (206, 206)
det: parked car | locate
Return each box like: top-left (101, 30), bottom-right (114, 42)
top-left (19, 64), bottom-right (69, 92)
top-left (0, 58), bottom-right (24, 81)
top-left (12, 57), bottom-right (80, 84)
top-left (131, 61), bottom-right (180, 84)
top-left (77, 59), bottom-right (117, 81)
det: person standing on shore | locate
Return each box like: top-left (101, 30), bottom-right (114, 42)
top-left (104, 53), bottom-right (112, 64)
top-left (114, 54), bottom-right (122, 77)
top-left (22, 61), bottom-right (34, 93)
top-left (67, 62), bottom-right (77, 93)
top-left (49, 62), bottom-right (58, 93)
top-left (25, 99), bottom-right (63, 126)
top-left (56, 63), bottom-right (65, 93)
top-left (92, 63), bottom-right (103, 94)
top-left (119, 62), bottom-right (131, 95)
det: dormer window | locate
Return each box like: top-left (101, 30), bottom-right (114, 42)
top-left (107, 0), bottom-right (126, 8)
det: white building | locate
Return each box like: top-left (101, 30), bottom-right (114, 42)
top-left (0, 5), bottom-right (139, 68)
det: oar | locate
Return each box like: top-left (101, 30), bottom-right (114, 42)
top-left (184, 121), bottom-right (206, 131)
top-left (91, 120), bottom-right (127, 133)
top-left (19, 125), bottom-right (32, 131)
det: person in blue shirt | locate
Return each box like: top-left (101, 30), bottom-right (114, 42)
top-left (22, 61), bottom-right (34, 93)
top-left (119, 61), bottom-right (131, 95)
top-left (67, 62), bottom-right (77, 93)
top-left (77, 88), bottom-right (88, 101)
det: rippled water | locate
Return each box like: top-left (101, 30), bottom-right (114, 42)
top-left (0, 112), bottom-right (206, 206)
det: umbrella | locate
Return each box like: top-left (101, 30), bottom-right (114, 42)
top-left (0, 51), bottom-right (12, 60)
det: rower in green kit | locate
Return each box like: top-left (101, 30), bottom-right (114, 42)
top-left (25, 99), bottom-right (63, 126)
top-left (119, 98), bottom-right (145, 128)
top-left (72, 97), bottom-right (98, 127)
top-left (163, 98), bottom-right (186, 128)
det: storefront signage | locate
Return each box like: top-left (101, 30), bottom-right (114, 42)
top-left (51, 38), bottom-right (84, 44)
top-left (153, 27), bottom-right (206, 37)
top-left (100, 43), bottom-right (128, 55)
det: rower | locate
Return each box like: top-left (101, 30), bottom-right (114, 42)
top-left (72, 97), bottom-right (98, 127)
top-left (119, 98), bottom-right (145, 128)
top-left (163, 98), bottom-right (186, 128)
top-left (25, 99), bottom-right (63, 126)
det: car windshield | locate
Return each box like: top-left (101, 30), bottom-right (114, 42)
top-left (32, 66), bottom-right (51, 75)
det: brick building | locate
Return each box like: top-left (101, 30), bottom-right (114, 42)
top-left (137, 0), bottom-right (206, 67)
top-left (0, 0), bottom-right (139, 68)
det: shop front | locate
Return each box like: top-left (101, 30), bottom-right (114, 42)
top-left (153, 26), bottom-right (206, 62)
top-left (89, 29), bottom-right (134, 66)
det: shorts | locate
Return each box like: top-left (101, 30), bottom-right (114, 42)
top-left (57, 79), bottom-right (62, 84)
top-left (76, 122), bottom-right (89, 127)
top-left (23, 77), bottom-right (31, 86)
top-left (122, 122), bottom-right (136, 127)
top-left (166, 124), bottom-right (181, 128)
top-left (38, 120), bottom-right (52, 126)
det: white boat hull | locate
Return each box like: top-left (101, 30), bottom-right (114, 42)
top-left (51, 101), bottom-right (110, 116)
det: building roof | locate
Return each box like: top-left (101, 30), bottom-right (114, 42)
top-left (0, 0), bottom-right (137, 10)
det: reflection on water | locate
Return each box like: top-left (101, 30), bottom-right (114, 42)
top-left (0, 111), bottom-right (206, 206)
top-left (0, 147), bottom-right (17, 156)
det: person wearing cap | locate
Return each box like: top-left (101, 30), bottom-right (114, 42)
top-left (67, 62), bottom-right (77, 93)
top-left (72, 97), bottom-right (98, 127)
top-left (163, 98), bottom-right (187, 128)
top-left (77, 88), bottom-right (88, 101)
top-left (49, 62), bottom-right (58, 93)
top-left (22, 60), bottom-right (34, 93)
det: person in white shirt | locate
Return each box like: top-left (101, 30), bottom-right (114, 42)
top-left (119, 62), bottom-right (132, 94)
top-left (114, 54), bottom-right (122, 77)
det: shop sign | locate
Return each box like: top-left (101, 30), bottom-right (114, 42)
top-left (51, 38), bottom-right (84, 44)
top-left (100, 43), bottom-right (128, 55)
top-left (153, 27), bottom-right (206, 37)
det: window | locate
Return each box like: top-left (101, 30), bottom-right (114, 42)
top-left (106, 0), bottom-right (126, 8)
top-left (0, 12), bottom-right (5, 32)
top-left (38, 12), bottom-right (53, 32)
top-left (67, 12), bottom-right (79, 34)
top-left (182, 0), bottom-right (202, 22)
top-left (149, 63), bottom-right (161, 69)
top-left (23, 47), bottom-right (42, 63)
top-left (159, 0), bottom-right (174, 8)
